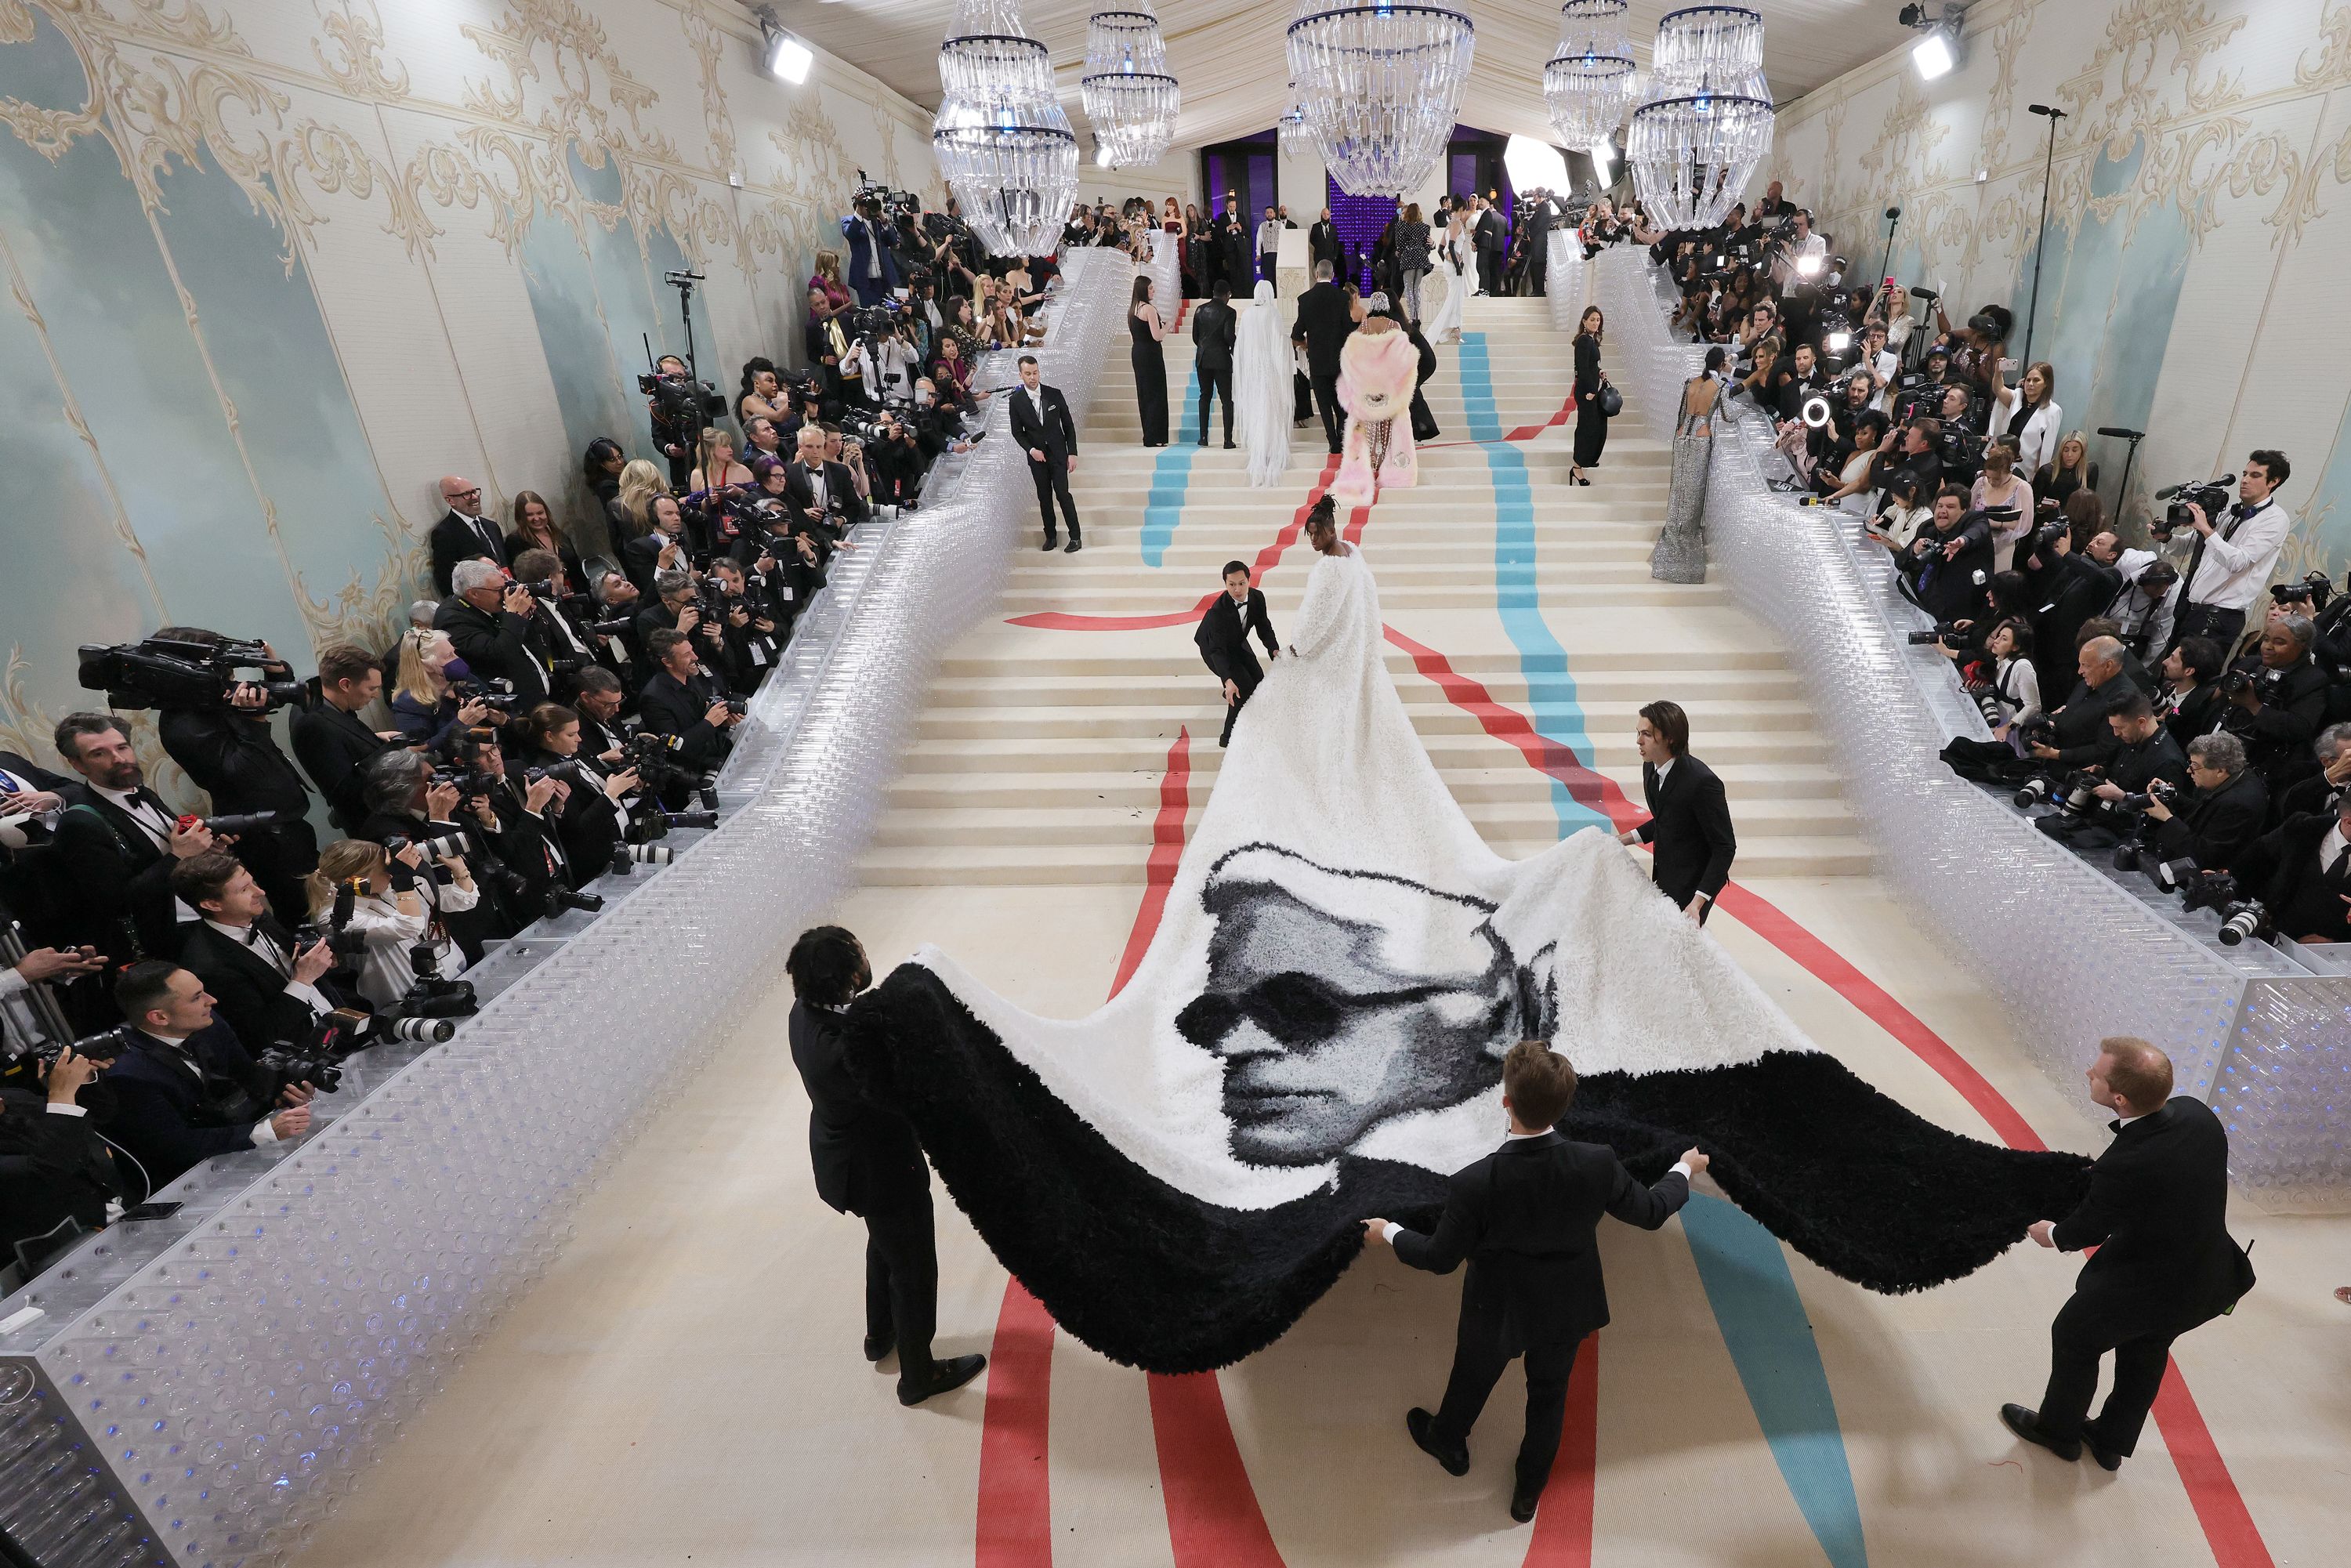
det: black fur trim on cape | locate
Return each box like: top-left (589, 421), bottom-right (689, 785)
top-left (845, 964), bottom-right (2090, 1374)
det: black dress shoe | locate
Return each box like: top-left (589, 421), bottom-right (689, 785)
top-left (1510, 1476), bottom-right (1543, 1523)
top-left (899, 1353), bottom-right (987, 1407)
top-left (1406, 1407), bottom-right (1469, 1476)
top-left (1041, 536), bottom-right (1058, 551)
top-left (2082, 1429), bottom-right (2124, 1472)
top-left (1223, 440), bottom-right (1237, 450)
top-left (863, 1329), bottom-right (894, 1363)
top-left (2001, 1403), bottom-right (2081, 1461)
top-left (1064, 536), bottom-right (1082, 552)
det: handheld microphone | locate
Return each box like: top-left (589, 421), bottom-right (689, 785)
top-left (2096, 426), bottom-right (2146, 440)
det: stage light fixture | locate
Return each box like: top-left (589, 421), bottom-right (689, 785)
top-left (756, 8), bottom-right (813, 84)
top-left (1911, 26), bottom-right (1954, 79)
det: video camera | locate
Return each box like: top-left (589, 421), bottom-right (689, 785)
top-left (853, 170), bottom-right (921, 226)
top-left (2152, 476), bottom-right (2233, 542)
top-left (78, 636), bottom-right (306, 714)
top-left (449, 676), bottom-right (523, 714)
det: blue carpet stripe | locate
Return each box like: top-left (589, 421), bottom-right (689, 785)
top-left (1139, 366), bottom-right (1201, 568)
top-left (1454, 331), bottom-right (1868, 1568)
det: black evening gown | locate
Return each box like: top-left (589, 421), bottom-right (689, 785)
top-left (1573, 330), bottom-right (1610, 468)
top-left (1132, 310), bottom-right (1169, 446)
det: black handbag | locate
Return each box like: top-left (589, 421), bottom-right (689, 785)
top-left (1597, 380), bottom-right (1623, 418)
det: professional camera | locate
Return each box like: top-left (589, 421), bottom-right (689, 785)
top-left (2271, 570), bottom-right (2333, 610)
top-left (2215, 898), bottom-right (2271, 947)
top-left (77, 636), bottom-right (306, 713)
top-left (853, 170), bottom-right (920, 225)
top-left (1904, 621), bottom-right (1969, 646)
top-left (293, 877), bottom-right (372, 967)
top-left (448, 677), bottom-right (522, 713)
top-left (31, 1025), bottom-right (132, 1073)
top-left (173, 809), bottom-right (286, 838)
top-left (382, 829), bottom-right (468, 864)
top-left (429, 763), bottom-right (501, 804)
top-left (626, 803), bottom-right (721, 846)
top-left (254, 1010), bottom-right (364, 1097)
top-left (382, 943), bottom-right (474, 1031)
top-left (624, 730), bottom-right (721, 804)
top-left (638, 364), bottom-right (725, 423)
top-left (2152, 476), bottom-right (2234, 542)
top-left (2219, 664), bottom-right (2286, 704)
top-left (2113, 777), bottom-right (2178, 813)
top-left (2012, 767), bottom-right (2099, 812)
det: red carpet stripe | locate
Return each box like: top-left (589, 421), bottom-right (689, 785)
top-left (1522, 1336), bottom-right (1601, 1568)
top-left (1147, 1371), bottom-right (1289, 1568)
top-left (1112, 728), bottom-right (1192, 996)
top-left (1505, 396), bottom-right (1580, 444)
top-left (1393, 624), bottom-right (2271, 1568)
top-left (973, 1280), bottom-right (1059, 1568)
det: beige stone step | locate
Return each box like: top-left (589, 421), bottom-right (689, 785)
top-left (911, 697), bottom-right (1825, 744)
top-left (918, 668), bottom-right (1805, 709)
top-left (886, 760), bottom-right (1848, 810)
top-left (893, 731), bottom-right (1826, 773)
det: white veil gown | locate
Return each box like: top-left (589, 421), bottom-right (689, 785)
top-left (1234, 279), bottom-right (1294, 487)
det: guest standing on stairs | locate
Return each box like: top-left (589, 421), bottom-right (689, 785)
top-left (1292, 260), bottom-right (1357, 458)
top-left (785, 925), bottom-right (987, 1408)
top-left (1009, 353), bottom-right (1081, 553)
top-left (1196, 553), bottom-right (1282, 748)
top-left (1571, 306), bottom-right (1611, 486)
top-left (1131, 275), bottom-right (1170, 447)
top-left (1191, 281), bottom-right (1238, 450)
top-left (1616, 700), bottom-right (1734, 925)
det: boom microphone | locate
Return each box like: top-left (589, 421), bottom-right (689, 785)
top-left (2096, 426), bottom-right (2146, 440)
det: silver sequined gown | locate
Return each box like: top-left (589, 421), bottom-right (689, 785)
top-left (1649, 374), bottom-right (1735, 584)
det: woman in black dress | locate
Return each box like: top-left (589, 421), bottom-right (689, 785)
top-left (1571, 305), bottom-right (1610, 483)
top-left (1131, 274), bottom-right (1169, 446)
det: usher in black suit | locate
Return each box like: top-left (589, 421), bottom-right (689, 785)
top-left (787, 998), bottom-right (946, 1379)
top-left (1291, 280), bottom-right (1357, 454)
top-left (1194, 587), bottom-right (1280, 747)
top-left (1635, 753), bottom-right (1736, 922)
top-left (2034, 1097), bottom-right (2250, 1459)
top-left (1009, 382), bottom-right (1081, 546)
top-left (1393, 1131), bottom-right (1690, 1491)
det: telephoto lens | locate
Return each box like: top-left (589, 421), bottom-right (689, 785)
top-left (2215, 900), bottom-right (2269, 946)
top-left (2013, 776), bottom-right (2057, 809)
top-left (612, 843), bottom-right (676, 874)
top-left (378, 1016), bottom-right (458, 1044)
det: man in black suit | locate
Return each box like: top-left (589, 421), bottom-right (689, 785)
top-left (637, 629), bottom-right (741, 797)
top-left (1291, 261), bottom-right (1356, 456)
top-left (1195, 561), bottom-right (1281, 748)
top-left (100, 961), bottom-right (313, 1191)
top-left (435, 559), bottom-right (554, 705)
top-left (51, 713), bottom-right (213, 964)
top-left (149, 631), bottom-right (317, 925)
top-left (291, 645), bottom-right (395, 835)
top-left (1309, 208), bottom-right (1342, 273)
top-left (1008, 353), bottom-right (1081, 552)
top-left (429, 475), bottom-right (507, 597)
top-left (2005, 1037), bottom-right (2250, 1471)
top-left (784, 925), bottom-right (986, 1407)
top-left (1617, 700), bottom-right (1735, 924)
top-left (2141, 731), bottom-right (2266, 875)
top-left (169, 852), bottom-right (357, 1050)
top-left (1190, 281), bottom-right (1239, 450)
top-left (621, 494), bottom-right (692, 599)
top-left (2217, 788), bottom-right (2351, 943)
top-left (782, 425), bottom-right (871, 550)
top-left (1364, 1041), bottom-right (1704, 1523)
top-left (1473, 197), bottom-right (1505, 296)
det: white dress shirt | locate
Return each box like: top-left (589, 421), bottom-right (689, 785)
top-left (2184, 498), bottom-right (2293, 613)
top-left (92, 784), bottom-right (200, 923)
top-left (2319, 822), bottom-right (2349, 879)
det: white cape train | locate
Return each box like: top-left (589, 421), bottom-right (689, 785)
top-left (849, 547), bottom-right (2087, 1372)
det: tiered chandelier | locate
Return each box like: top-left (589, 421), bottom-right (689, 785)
top-left (1081, 5), bottom-right (1180, 168)
top-left (1626, 4), bottom-right (1774, 229)
top-left (1543, 0), bottom-right (1638, 158)
top-left (1277, 95), bottom-right (1312, 161)
top-left (932, 0), bottom-right (1080, 255)
top-left (1284, 0), bottom-right (1475, 198)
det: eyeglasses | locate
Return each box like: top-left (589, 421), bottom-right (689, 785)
top-left (450, 487), bottom-right (483, 501)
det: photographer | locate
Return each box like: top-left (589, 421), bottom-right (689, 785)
top-left (621, 493), bottom-right (692, 597)
top-left (572, 669), bottom-right (632, 762)
top-left (447, 728), bottom-right (573, 917)
top-left (353, 751), bottom-right (494, 957)
top-left (436, 560), bottom-right (555, 705)
top-left (52, 712), bottom-right (217, 963)
top-left (1949, 636), bottom-right (2139, 784)
top-left (1933, 382), bottom-right (1984, 490)
top-left (706, 556), bottom-right (782, 683)
top-left (2276, 722), bottom-right (2351, 821)
top-left (150, 628), bottom-right (317, 925)
top-left (637, 628), bottom-right (741, 797)
top-left (784, 425), bottom-right (871, 547)
top-left (636, 568), bottom-right (728, 668)
top-left (171, 853), bottom-right (362, 1051)
top-left (1886, 418), bottom-right (1945, 501)
top-left (302, 838), bottom-right (472, 1011)
top-left (1972, 440), bottom-right (2035, 571)
top-left (1948, 617), bottom-right (2041, 737)
top-left (2142, 732), bottom-right (2268, 876)
top-left (2027, 538), bottom-right (2125, 697)
top-left (2172, 450), bottom-right (2294, 652)
top-left (2220, 613), bottom-right (2328, 789)
top-left (2218, 788), bottom-right (2351, 944)
top-left (290, 644), bottom-right (396, 836)
top-left (2032, 693), bottom-right (2189, 850)
top-left (2159, 636), bottom-right (2231, 751)
top-left (513, 704), bottom-right (639, 884)
top-left (646, 354), bottom-right (702, 491)
top-left (1898, 486), bottom-right (1994, 626)
top-left (506, 549), bottom-right (606, 699)
top-left (0, 1043), bottom-right (122, 1271)
top-left (842, 194), bottom-right (900, 307)
top-left (2103, 556), bottom-right (2182, 664)
top-left (102, 961), bottom-right (313, 1190)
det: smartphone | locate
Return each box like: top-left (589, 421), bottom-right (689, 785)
top-left (121, 1201), bottom-right (183, 1222)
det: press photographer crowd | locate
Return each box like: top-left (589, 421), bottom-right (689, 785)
top-left (1594, 182), bottom-right (2341, 951)
top-left (0, 176), bottom-right (1056, 1289)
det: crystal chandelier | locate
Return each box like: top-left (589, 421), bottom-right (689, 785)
top-left (1544, 0), bottom-right (1637, 155)
top-left (1277, 93), bottom-right (1312, 160)
top-left (1627, 4), bottom-right (1773, 229)
top-left (933, 0), bottom-right (1080, 255)
top-left (1081, 5), bottom-right (1180, 168)
top-left (1284, 0), bottom-right (1475, 198)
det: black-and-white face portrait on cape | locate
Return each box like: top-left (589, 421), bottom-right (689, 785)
top-left (1174, 844), bottom-right (1558, 1166)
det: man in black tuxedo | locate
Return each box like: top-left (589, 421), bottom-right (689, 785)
top-left (785, 925), bottom-right (987, 1407)
top-left (1364, 1041), bottom-right (1704, 1523)
top-left (621, 494), bottom-right (692, 598)
top-left (637, 629), bottom-right (741, 797)
top-left (51, 713), bottom-right (213, 964)
top-left (2216, 788), bottom-right (2351, 943)
top-left (1291, 261), bottom-right (1356, 455)
top-left (150, 632), bottom-right (317, 924)
top-left (429, 475), bottom-right (507, 596)
top-left (1617, 699), bottom-right (1735, 924)
top-left (100, 961), bottom-right (313, 1191)
top-left (1309, 208), bottom-right (1342, 273)
top-left (1473, 197), bottom-right (1505, 297)
top-left (435, 559), bottom-right (554, 704)
top-left (291, 645), bottom-right (395, 835)
top-left (1195, 561), bottom-right (1281, 748)
top-left (170, 853), bottom-right (358, 1051)
top-left (782, 425), bottom-right (871, 552)
top-left (1008, 353), bottom-right (1081, 552)
top-left (2004, 1037), bottom-right (2250, 1470)
top-left (1190, 281), bottom-right (1239, 450)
